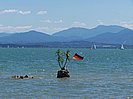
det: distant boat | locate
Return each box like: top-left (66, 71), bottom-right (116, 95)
top-left (7, 45), bottom-right (10, 48)
top-left (120, 44), bottom-right (124, 50)
top-left (91, 44), bottom-right (97, 49)
top-left (93, 44), bottom-right (97, 49)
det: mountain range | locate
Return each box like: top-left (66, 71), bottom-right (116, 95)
top-left (86, 28), bottom-right (133, 45)
top-left (0, 25), bottom-right (133, 45)
top-left (53, 25), bottom-right (124, 39)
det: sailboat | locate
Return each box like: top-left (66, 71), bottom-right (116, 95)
top-left (90, 44), bottom-right (97, 50)
top-left (93, 44), bottom-right (97, 49)
top-left (120, 44), bottom-right (124, 50)
top-left (7, 45), bottom-right (10, 48)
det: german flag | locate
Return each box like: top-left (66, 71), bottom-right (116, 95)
top-left (72, 53), bottom-right (84, 60)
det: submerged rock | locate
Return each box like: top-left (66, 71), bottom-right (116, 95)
top-left (12, 75), bottom-right (34, 79)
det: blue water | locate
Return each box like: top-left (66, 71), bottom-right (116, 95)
top-left (0, 48), bottom-right (133, 99)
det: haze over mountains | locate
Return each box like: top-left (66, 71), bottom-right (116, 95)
top-left (0, 25), bottom-right (133, 45)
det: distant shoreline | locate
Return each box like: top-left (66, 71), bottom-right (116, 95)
top-left (0, 42), bottom-right (133, 49)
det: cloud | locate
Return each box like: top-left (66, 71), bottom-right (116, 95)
top-left (40, 19), bottom-right (52, 23)
top-left (35, 26), bottom-right (68, 34)
top-left (40, 19), bottom-right (63, 24)
top-left (97, 20), bottom-right (104, 25)
top-left (15, 25), bottom-right (32, 30)
top-left (37, 10), bottom-right (47, 15)
top-left (36, 27), bottom-right (49, 32)
top-left (120, 21), bottom-right (133, 29)
top-left (0, 25), bottom-right (32, 32)
top-left (18, 11), bottom-right (31, 15)
top-left (0, 9), bottom-right (31, 15)
top-left (36, 26), bottom-right (55, 34)
top-left (53, 27), bottom-right (68, 32)
top-left (72, 21), bottom-right (86, 27)
top-left (54, 19), bottom-right (63, 23)
top-left (0, 9), bottom-right (17, 14)
top-left (0, 24), bottom-right (3, 27)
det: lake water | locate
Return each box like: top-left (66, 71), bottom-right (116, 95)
top-left (0, 48), bottom-right (133, 99)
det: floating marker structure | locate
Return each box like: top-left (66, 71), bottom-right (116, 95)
top-left (56, 49), bottom-right (70, 78)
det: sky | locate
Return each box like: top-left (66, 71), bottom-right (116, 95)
top-left (0, 0), bottom-right (133, 34)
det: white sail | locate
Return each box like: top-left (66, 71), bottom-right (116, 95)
top-left (120, 44), bottom-right (124, 50)
top-left (90, 44), bottom-right (97, 50)
top-left (93, 44), bottom-right (97, 49)
top-left (7, 45), bottom-right (10, 48)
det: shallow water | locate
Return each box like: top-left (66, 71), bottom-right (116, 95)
top-left (0, 48), bottom-right (133, 99)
